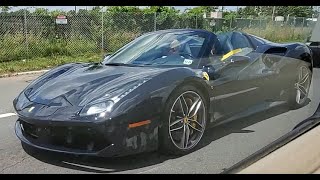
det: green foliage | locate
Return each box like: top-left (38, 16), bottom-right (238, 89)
top-left (241, 23), bottom-right (311, 42)
top-left (0, 6), bottom-right (14, 12)
top-left (0, 6), bottom-right (313, 67)
top-left (0, 53), bottom-right (102, 75)
top-left (33, 8), bottom-right (50, 16)
top-left (276, 6), bottom-right (313, 17)
top-left (142, 6), bottom-right (180, 14)
top-left (238, 6), bottom-right (314, 18)
top-left (185, 6), bottom-right (218, 16)
top-left (107, 6), bottom-right (141, 13)
top-left (0, 33), bottom-right (99, 62)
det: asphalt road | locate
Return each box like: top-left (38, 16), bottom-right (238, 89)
top-left (1, 70), bottom-right (320, 174)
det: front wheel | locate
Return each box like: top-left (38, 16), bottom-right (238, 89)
top-left (159, 85), bottom-right (208, 155)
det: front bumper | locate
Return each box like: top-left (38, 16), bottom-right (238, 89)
top-left (15, 118), bottom-right (122, 157)
top-left (15, 115), bottom-right (159, 157)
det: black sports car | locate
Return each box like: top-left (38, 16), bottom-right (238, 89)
top-left (14, 29), bottom-right (313, 157)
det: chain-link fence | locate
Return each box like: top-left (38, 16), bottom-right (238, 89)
top-left (0, 11), bottom-right (317, 63)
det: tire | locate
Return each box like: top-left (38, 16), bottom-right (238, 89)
top-left (288, 63), bottom-right (312, 109)
top-left (159, 84), bottom-right (208, 155)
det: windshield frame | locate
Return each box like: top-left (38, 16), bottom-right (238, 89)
top-left (103, 30), bottom-right (214, 69)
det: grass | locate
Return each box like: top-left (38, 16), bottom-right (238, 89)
top-left (0, 53), bottom-right (103, 75)
top-left (0, 33), bottom-right (99, 63)
top-left (241, 23), bottom-right (312, 43)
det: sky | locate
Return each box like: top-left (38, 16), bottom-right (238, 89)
top-left (9, 6), bottom-right (240, 12)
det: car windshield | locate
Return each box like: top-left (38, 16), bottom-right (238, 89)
top-left (105, 31), bottom-right (206, 67)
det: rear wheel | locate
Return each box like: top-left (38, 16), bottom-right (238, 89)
top-left (159, 85), bottom-right (208, 155)
top-left (288, 64), bottom-right (312, 109)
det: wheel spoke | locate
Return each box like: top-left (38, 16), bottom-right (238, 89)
top-left (187, 123), bottom-right (203, 133)
top-left (170, 118), bottom-right (183, 127)
top-left (296, 83), bottom-right (307, 96)
top-left (179, 98), bottom-right (186, 116)
top-left (296, 90), bottom-right (301, 104)
top-left (299, 73), bottom-right (309, 85)
top-left (180, 124), bottom-right (186, 147)
top-left (170, 125), bottom-right (184, 132)
top-left (180, 95), bottom-right (189, 116)
top-left (184, 125), bottom-right (190, 148)
top-left (188, 118), bottom-right (204, 129)
top-left (299, 68), bottom-right (303, 80)
top-left (188, 100), bottom-right (202, 118)
top-left (187, 98), bottom-right (200, 116)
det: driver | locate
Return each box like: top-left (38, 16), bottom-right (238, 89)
top-left (168, 39), bottom-right (181, 55)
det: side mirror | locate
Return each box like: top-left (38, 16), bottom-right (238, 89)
top-left (103, 53), bottom-right (111, 59)
top-left (102, 53), bottom-right (112, 63)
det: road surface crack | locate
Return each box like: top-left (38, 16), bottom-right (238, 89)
top-left (0, 156), bottom-right (30, 173)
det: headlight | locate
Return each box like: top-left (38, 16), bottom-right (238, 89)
top-left (15, 93), bottom-right (30, 111)
top-left (80, 101), bottom-right (114, 116)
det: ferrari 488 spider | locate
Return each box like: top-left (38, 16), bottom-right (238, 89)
top-left (14, 29), bottom-right (313, 157)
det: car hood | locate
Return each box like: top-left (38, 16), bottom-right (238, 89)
top-left (24, 63), bottom-right (167, 107)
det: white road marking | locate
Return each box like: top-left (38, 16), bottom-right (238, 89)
top-left (0, 113), bottom-right (16, 118)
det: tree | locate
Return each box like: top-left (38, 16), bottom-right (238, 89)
top-left (142, 6), bottom-right (179, 14)
top-left (107, 6), bottom-right (141, 13)
top-left (50, 10), bottom-right (66, 17)
top-left (33, 8), bottom-right (49, 16)
top-left (0, 6), bottom-right (12, 12)
top-left (237, 6), bottom-right (258, 18)
top-left (185, 6), bottom-right (218, 16)
top-left (202, 6), bottom-right (219, 13)
top-left (185, 7), bottom-right (203, 15)
top-left (276, 6), bottom-right (313, 17)
top-left (223, 11), bottom-right (237, 19)
top-left (237, 6), bottom-right (314, 18)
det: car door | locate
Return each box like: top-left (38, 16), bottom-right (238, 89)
top-left (205, 32), bottom-right (262, 121)
top-left (229, 32), bottom-right (281, 107)
top-left (237, 53), bottom-right (281, 104)
top-left (204, 57), bottom-right (261, 121)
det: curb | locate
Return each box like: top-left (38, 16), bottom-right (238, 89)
top-left (0, 69), bottom-right (50, 78)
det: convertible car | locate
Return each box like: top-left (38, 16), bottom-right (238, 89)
top-left (14, 29), bottom-right (313, 157)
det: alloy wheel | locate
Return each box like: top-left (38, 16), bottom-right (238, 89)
top-left (295, 66), bottom-right (311, 105)
top-left (168, 91), bottom-right (206, 150)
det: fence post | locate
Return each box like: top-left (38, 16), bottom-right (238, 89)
top-left (195, 15), bottom-right (198, 29)
top-left (24, 9), bottom-right (28, 59)
top-left (259, 16), bottom-right (262, 36)
top-left (154, 12), bottom-right (157, 31)
top-left (101, 9), bottom-right (104, 52)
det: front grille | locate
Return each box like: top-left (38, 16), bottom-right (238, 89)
top-left (20, 120), bottom-right (109, 152)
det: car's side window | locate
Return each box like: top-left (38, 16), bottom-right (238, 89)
top-left (187, 36), bottom-right (206, 58)
top-left (231, 33), bottom-right (253, 50)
